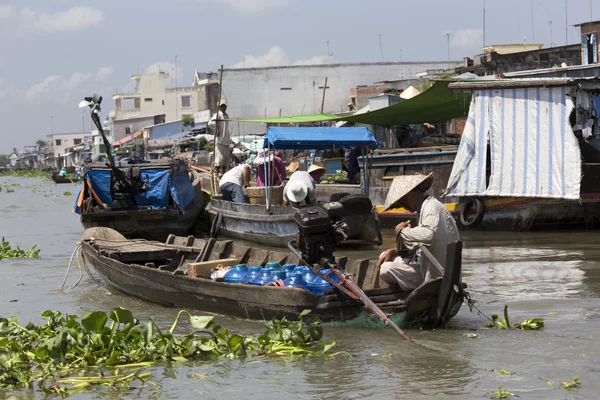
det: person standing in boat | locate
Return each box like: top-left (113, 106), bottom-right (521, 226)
top-left (254, 151), bottom-right (286, 187)
top-left (377, 174), bottom-right (460, 291)
top-left (208, 99), bottom-right (231, 177)
top-left (219, 163), bottom-right (251, 203)
top-left (283, 165), bottom-right (326, 206)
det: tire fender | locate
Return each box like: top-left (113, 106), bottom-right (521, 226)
top-left (459, 198), bottom-right (485, 228)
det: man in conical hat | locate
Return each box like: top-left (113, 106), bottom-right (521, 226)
top-left (377, 173), bottom-right (459, 291)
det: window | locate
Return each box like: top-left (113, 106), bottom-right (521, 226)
top-left (73, 138), bottom-right (82, 145)
top-left (181, 96), bottom-right (191, 108)
top-left (55, 139), bottom-right (62, 146)
top-left (280, 87), bottom-right (292, 91)
top-left (145, 98), bottom-right (153, 102)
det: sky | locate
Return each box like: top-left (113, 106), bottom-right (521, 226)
top-left (0, 0), bottom-right (597, 153)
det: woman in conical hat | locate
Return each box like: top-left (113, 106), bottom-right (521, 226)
top-left (377, 173), bottom-right (460, 291)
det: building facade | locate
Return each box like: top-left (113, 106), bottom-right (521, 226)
top-left (47, 132), bottom-right (90, 168)
top-left (194, 61), bottom-right (460, 136)
top-left (110, 73), bottom-right (203, 123)
top-left (577, 20), bottom-right (600, 65)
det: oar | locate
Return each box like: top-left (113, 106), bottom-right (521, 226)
top-left (287, 240), bottom-right (413, 341)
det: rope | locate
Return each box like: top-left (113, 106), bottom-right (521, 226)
top-left (464, 291), bottom-right (494, 323)
top-left (61, 244), bottom-right (82, 290)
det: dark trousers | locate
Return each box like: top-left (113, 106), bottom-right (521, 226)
top-left (220, 182), bottom-right (247, 203)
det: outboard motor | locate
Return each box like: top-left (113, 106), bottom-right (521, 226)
top-left (293, 206), bottom-right (339, 265)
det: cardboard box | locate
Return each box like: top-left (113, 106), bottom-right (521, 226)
top-left (188, 258), bottom-right (239, 277)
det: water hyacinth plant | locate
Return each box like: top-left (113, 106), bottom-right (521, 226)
top-left (0, 308), bottom-right (340, 394)
top-left (484, 305), bottom-right (544, 330)
top-left (0, 238), bottom-right (40, 260)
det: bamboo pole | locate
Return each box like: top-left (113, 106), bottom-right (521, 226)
top-left (211, 65), bottom-right (224, 194)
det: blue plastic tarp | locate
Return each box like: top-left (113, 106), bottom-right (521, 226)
top-left (169, 171), bottom-right (195, 211)
top-left (262, 127), bottom-right (378, 150)
top-left (73, 168), bottom-right (194, 214)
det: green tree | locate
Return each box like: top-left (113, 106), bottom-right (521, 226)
top-left (0, 154), bottom-right (9, 165)
top-left (181, 114), bottom-right (195, 132)
top-left (36, 139), bottom-right (46, 150)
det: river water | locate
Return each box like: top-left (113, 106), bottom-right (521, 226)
top-left (1, 176), bottom-right (599, 399)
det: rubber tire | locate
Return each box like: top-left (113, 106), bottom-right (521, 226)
top-left (459, 198), bottom-right (485, 228)
top-left (210, 210), bottom-right (223, 239)
top-left (330, 192), bottom-right (352, 202)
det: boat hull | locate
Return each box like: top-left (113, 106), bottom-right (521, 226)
top-left (52, 173), bottom-right (80, 184)
top-left (79, 229), bottom-right (464, 328)
top-left (206, 197), bottom-right (382, 248)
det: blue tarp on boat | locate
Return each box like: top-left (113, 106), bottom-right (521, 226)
top-left (262, 127), bottom-right (378, 150)
top-left (73, 168), bottom-right (194, 214)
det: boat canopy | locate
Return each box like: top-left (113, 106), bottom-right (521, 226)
top-left (73, 162), bottom-right (195, 214)
top-left (262, 126), bottom-right (378, 150)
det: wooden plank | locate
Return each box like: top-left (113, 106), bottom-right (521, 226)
top-left (269, 251), bottom-right (290, 265)
top-left (335, 257), bottom-right (348, 270)
top-left (207, 240), bottom-right (233, 261)
top-left (361, 260), bottom-right (380, 290)
top-left (421, 246), bottom-right (444, 279)
top-left (437, 241), bottom-right (463, 329)
top-left (246, 248), bottom-right (271, 267)
top-left (344, 259), bottom-right (369, 288)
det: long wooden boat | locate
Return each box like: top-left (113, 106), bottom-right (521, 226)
top-left (74, 159), bottom-right (205, 241)
top-left (206, 194), bottom-right (383, 248)
top-left (80, 227), bottom-right (465, 328)
top-left (52, 172), bottom-right (81, 184)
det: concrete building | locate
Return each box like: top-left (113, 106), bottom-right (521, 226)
top-left (194, 61), bottom-right (460, 136)
top-left (47, 132), bottom-right (90, 168)
top-left (110, 73), bottom-right (203, 123)
top-left (457, 44), bottom-right (582, 76)
top-left (576, 20), bottom-right (600, 65)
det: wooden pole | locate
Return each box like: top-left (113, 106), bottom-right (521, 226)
top-left (211, 65), bottom-right (224, 194)
top-left (320, 77), bottom-right (328, 114)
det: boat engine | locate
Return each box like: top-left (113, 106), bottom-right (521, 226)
top-left (293, 206), bottom-right (347, 264)
top-left (110, 166), bottom-right (149, 209)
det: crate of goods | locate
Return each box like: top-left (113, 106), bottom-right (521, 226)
top-left (246, 185), bottom-right (284, 205)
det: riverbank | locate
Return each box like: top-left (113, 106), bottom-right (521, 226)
top-left (1, 176), bottom-right (599, 399)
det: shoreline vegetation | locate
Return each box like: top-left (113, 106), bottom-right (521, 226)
top-left (0, 308), bottom-right (341, 396)
top-left (0, 170), bottom-right (53, 180)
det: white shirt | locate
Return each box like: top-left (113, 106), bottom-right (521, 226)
top-left (397, 196), bottom-right (460, 279)
top-left (219, 164), bottom-right (245, 187)
top-left (208, 110), bottom-right (230, 145)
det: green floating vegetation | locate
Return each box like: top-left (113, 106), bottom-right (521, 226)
top-left (63, 192), bottom-right (72, 196)
top-left (561, 376), bottom-right (581, 390)
top-left (484, 305), bottom-right (544, 330)
top-left (0, 170), bottom-right (52, 180)
top-left (0, 308), bottom-right (340, 395)
top-left (0, 238), bottom-right (40, 260)
top-left (489, 385), bottom-right (514, 399)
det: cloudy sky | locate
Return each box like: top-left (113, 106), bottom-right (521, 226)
top-left (0, 0), bottom-right (596, 153)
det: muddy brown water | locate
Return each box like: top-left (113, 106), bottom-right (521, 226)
top-left (1, 177), bottom-right (599, 399)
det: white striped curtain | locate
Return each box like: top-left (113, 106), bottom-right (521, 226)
top-left (446, 88), bottom-right (580, 199)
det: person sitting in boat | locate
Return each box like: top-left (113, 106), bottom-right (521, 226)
top-left (219, 163), bottom-right (251, 203)
top-left (59, 167), bottom-right (67, 177)
top-left (283, 165), bottom-right (326, 206)
top-left (208, 99), bottom-right (231, 177)
top-left (376, 173), bottom-right (460, 292)
top-left (254, 151), bottom-right (286, 187)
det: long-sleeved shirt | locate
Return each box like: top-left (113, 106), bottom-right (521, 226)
top-left (395, 196), bottom-right (460, 279)
top-left (256, 157), bottom-right (286, 187)
top-left (208, 110), bottom-right (230, 145)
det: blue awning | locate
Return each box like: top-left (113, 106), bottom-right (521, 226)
top-left (262, 127), bottom-right (378, 150)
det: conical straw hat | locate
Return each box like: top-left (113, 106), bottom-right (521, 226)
top-left (399, 85), bottom-right (421, 100)
top-left (383, 173), bottom-right (434, 211)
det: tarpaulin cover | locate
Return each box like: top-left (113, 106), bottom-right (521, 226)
top-left (233, 82), bottom-right (471, 126)
top-left (73, 169), bottom-right (195, 213)
top-left (263, 126), bottom-right (377, 149)
top-left (445, 88), bottom-right (581, 199)
top-left (169, 171), bottom-right (195, 211)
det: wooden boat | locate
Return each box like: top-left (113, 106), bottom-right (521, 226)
top-left (74, 159), bottom-right (205, 241)
top-left (206, 194), bottom-right (383, 248)
top-left (80, 227), bottom-right (465, 328)
top-left (52, 172), bottom-right (81, 184)
top-left (207, 126), bottom-right (383, 248)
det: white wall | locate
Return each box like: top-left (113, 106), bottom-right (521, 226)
top-left (215, 62), bottom-right (460, 136)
